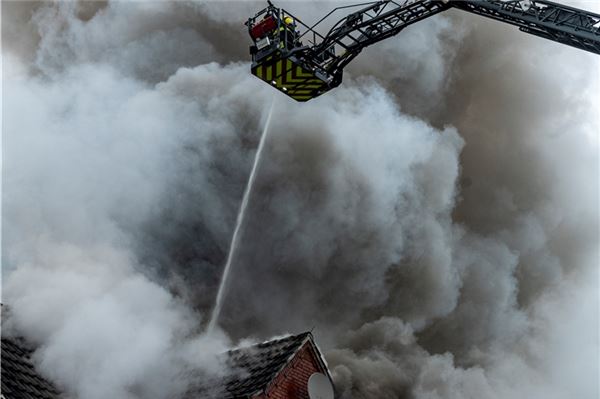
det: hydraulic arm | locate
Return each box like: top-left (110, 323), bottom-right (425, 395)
top-left (452, 0), bottom-right (600, 54)
top-left (245, 0), bottom-right (600, 101)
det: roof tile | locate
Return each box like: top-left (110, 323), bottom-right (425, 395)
top-left (1, 338), bottom-right (60, 399)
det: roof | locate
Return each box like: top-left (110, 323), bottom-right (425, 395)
top-left (1, 338), bottom-right (60, 399)
top-left (0, 330), bottom-right (331, 399)
top-left (186, 331), bottom-right (330, 398)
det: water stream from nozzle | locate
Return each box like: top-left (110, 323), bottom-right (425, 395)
top-left (207, 100), bottom-right (275, 333)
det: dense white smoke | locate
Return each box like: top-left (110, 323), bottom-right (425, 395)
top-left (2, 1), bottom-right (598, 399)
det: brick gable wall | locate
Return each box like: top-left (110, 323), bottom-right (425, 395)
top-left (254, 342), bottom-right (324, 399)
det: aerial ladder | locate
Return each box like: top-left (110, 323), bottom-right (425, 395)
top-left (245, 0), bottom-right (600, 101)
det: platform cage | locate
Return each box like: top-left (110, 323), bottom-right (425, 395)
top-left (245, 2), bottom-right (339, 102)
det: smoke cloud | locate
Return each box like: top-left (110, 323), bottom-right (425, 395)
top-left (2, 1), bottom-right (598, 399)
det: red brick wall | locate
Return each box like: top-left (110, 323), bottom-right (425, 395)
top-left (254, 342), bottom-right (325, 399)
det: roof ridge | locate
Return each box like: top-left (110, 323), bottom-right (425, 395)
top-left (226, 331), bottom-right (311, 354)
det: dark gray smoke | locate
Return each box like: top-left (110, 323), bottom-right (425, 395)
top-left (2, 1), bottom-right (598, 399)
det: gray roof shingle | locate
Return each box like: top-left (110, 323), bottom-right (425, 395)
top-left (1, 338), bottom-right (60, 399)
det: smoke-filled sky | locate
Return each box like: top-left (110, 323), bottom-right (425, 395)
top-left (2, 1), bottom-right (599, 399)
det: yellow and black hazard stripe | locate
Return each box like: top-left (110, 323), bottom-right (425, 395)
top-left (251, 56), bottom-right (329, 102)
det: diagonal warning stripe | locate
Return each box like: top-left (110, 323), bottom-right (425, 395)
top-left (252, 54), bottom-right (331, 101)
